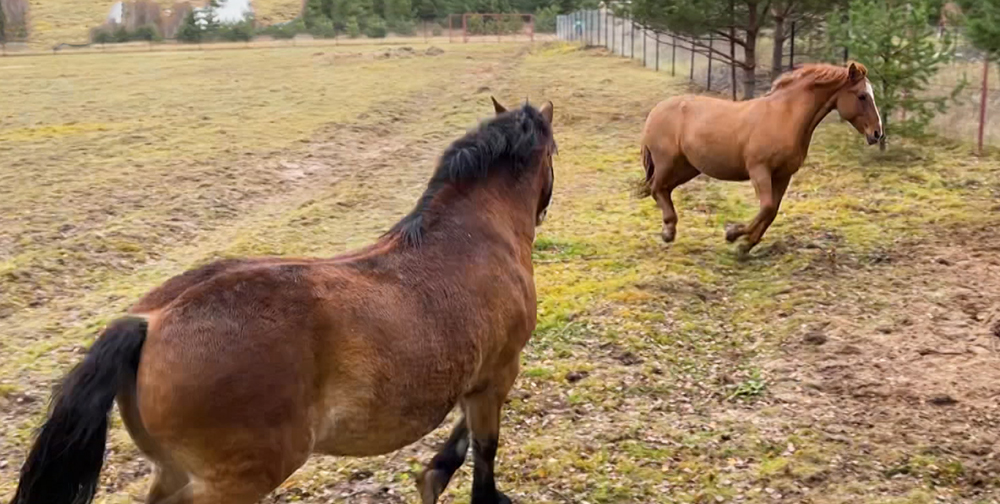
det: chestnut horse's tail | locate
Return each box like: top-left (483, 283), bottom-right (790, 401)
top-left (10, 317), bottom-right (148, 504)
top-left (632, 145), bottom-right (655, 198)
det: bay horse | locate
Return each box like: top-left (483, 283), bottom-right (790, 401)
top-left (638, 62), bottom-right (882, 252)
top-left (10, 98), bottom-right (556, 504)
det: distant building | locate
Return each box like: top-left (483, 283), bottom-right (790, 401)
top-left (107, 2), bottom-right (124, 24)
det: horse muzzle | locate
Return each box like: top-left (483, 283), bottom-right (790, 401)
top-left (866, 130), bottom-right (882, 146)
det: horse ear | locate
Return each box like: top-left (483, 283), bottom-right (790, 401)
top-left (491, 96), bottom-right (507, 115)
top-left (848, 62), bottom-right (864, 82)
top-left (539, 101), bottom-right (554, 124)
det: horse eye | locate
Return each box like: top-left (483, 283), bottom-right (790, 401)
top-left (859, 94), bottom-right (867, 101)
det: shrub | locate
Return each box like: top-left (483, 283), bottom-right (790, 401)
top-left (177, 9), bottom-right (203, 42)
top-left (307, 16), bottom-right (336, 38)
top-left (132, 24), bottom-right (161, 41)
top-left (534, 5), bottom-right (557, 33)
top-left (467, 14), bottom-right (484, 35)
top-left (113, 26), bottom-right (131, 42)
top-left (502, 14), bottom-right (524, 34)
top-left (389, 19), bottom-right (414, 36)
top-left (346, 17), bottom-right (361, 38)
top-left (365, 17), bottom-right (386, 38)
top-left (91, 27), bottom-right (114, 44)
top-left (432, 25), bottom-right (442, 36)
top-left (219, 21), bottom-right (254, 41)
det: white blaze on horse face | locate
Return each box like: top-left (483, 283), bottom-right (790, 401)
top-left (865, 80), bottom-right (882, 132)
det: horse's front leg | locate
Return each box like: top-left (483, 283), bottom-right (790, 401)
top-left (726, 168), bottom-right (790, 253)
top-left (463, 358), bottom-right (519, 504)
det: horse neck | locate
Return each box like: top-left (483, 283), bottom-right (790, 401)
top-left (409, 173), bottom-right (538, 266)
top-left (776, 82), bottom-right (843, 154)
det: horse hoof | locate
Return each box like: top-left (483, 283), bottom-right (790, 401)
top-left (416, 468), bottom-right (446, 504)
top-left (724, 224), bottom-right (743, 243)
top-left (661, 223), bottom-right (676, 243)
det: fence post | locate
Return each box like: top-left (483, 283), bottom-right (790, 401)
top-left (643, 26), bottom-right (647, 67)
top-left (979, 58), bottom-right (989, 156)
top-left (611, 13), bottom-right (615, 53)
top-left (630, 18), bottom-right (634, 59)
top-left (730, 12), bottom-right (737, 100)
top-left (690, 38), bottom-right (695, 81)
top-left (789, 22), bottom-right (796, 70)
top-left (463, 13), bottom-right (468, 43)
top-left (707, 34), bottom-right (713, 91)
top-left (594, 10), bottom-right (598, 46)
top-left (605, 10), bottom-right (609, 49)
top-left (655, 32), bottom-right (660, 71)
top-left (671, 34), bottom-right (676, 76)
top-left (621, 15), bottom-right (625, 56)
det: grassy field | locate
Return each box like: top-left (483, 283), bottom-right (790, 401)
top-left (21, 0), bottom-right (303, 48)
top-left (1, 42), bottom-right (999, 504)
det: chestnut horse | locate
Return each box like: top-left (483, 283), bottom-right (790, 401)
top-left (638, 62), bottom-right (882, 252)
top-left (10, 98), bottom-right (556, 504)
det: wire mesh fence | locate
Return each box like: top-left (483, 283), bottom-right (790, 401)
top-left (556, 9), bottom-right (998, 151)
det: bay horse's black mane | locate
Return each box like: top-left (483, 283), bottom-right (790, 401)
top-left (388, 104), bottom-right (554, 246)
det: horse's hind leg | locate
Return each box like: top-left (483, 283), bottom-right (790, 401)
top-left (117, 377), bottom-right (192, 503)
top-left (650, 152), bottom-right (700, 243)
top-left (418, 416), bottom-right (470, 504)
top-left (147, 465), bottom-right (192, 504)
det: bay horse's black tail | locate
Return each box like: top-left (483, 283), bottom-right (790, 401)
top-left (10, 316), bottom-right (148, 504)
top-left (632, 145), bottom-right (655, 198)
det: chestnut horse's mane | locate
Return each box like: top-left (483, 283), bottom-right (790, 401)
top-left (388, 104), bottom-right (555, 246)
top-left (767, 62), bottom-right (867, 96)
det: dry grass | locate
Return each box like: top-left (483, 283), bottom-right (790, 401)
top-left (1, 42), bottom-right (999, 503)
top-left (253, 0), bottom-right (304, 25)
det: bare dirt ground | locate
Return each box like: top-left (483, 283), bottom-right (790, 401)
top-left (1, 43), bottom-right (999, 504)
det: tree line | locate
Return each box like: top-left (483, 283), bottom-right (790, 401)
top-left (90, 0), bottom-right (593, 45)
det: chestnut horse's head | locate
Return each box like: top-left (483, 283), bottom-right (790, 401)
top-left (833, 62), bottom-right (883, 145)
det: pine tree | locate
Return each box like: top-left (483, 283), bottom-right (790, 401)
top-left (769, 0), bottom-right (842, 79)
top-left (959, 0), bottom-right (1000, 57)
top-left (828, 0), bottom-right (962, 149)
top-left (203, 0), bottom-right (221, 34)
top-left (177, 8), bottom-right (203, 42)
top-left (385, 0), bottom-right (411, 22)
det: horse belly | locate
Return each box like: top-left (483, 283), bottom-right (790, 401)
top-left (311, 378), bottom-right (463, 457)
top-left (677, 107), bottom-right (750, 181)
top-left (682, 144), bottom-right (749, 181)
